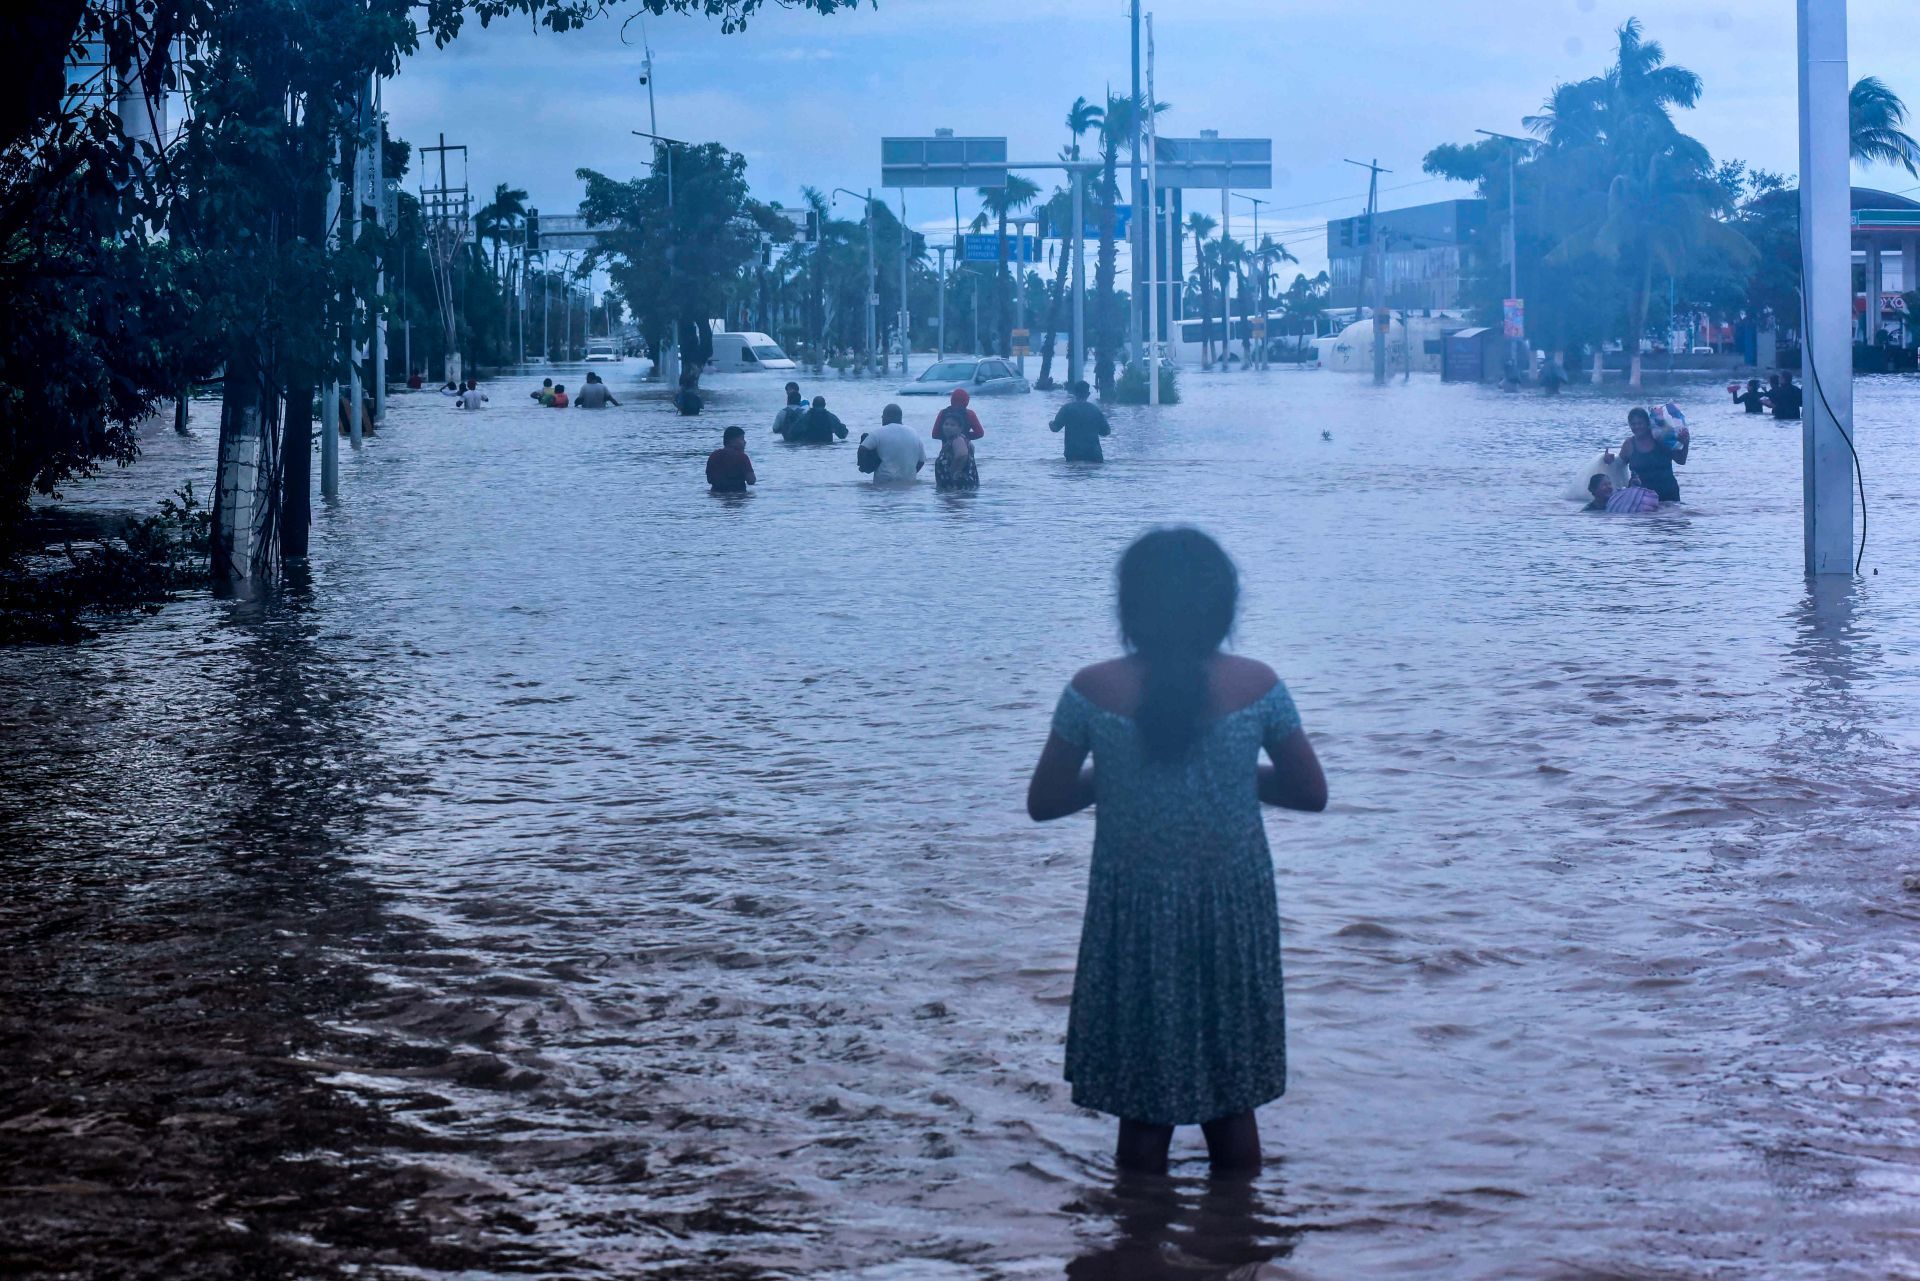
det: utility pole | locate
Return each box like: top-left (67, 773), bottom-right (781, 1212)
top-left (1345, 156), bottom-right (1391, 385)
top-left (322, 134), bottom-right (341, 499)
top-left (934, 243), bottom-right (950, 359)
top-left (348, 89), bottom-right (365, 449)
top-left (1070, 163), bottom-right (1087, 381)
top-left (899, 189), bottom-right (911, 375)
top-left (420, 132), bottom-right (469, 385)
top-left (1129, 0), bottom-right (1144, 368)
top-left (1146, 12), bottom-right (1159, 405)
top-left (371, 76), bottom-right (387, 426)
top-left (1477, 128), bottom-right (1528, 382)
top-left (1798, 0), bottom-right (1854, 575)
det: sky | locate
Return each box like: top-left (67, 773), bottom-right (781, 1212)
top-left (382, 0), bottom-right (1920, 285)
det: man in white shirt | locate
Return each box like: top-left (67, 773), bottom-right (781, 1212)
top-left (858, 403), bottom-right (926, 483)
top-left (458, 380), bottom-right (488, 411)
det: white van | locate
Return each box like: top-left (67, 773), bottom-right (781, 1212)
top-left (708, 332), bottom-right (796, 373)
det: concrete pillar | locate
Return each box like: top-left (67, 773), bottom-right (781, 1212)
top-left (1905, 237), bottom-right (1918, 344)
top-left (215, 398), bottom-right (267, 579)
top-left (1798, 0), bottom-right (1855, 576)
top-left (1868, 246), bottom-right (1883, 348)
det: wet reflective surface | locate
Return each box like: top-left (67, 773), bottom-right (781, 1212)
top-left (6, 367), bottom-right (1920, 1278)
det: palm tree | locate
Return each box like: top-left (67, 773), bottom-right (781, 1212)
top-left (1037, 99), bottom-right (1104, 386)
top-left (1528, 19), bottom-right (1745, 388)
top-left (1184, 211), bottom-right (1216, 367)
top-left (1250, 235), bottom-right (1298, 368)
top-left (976, 174), bottom-right (1041, 355)
top-left (1851, 76), bottom-right (1920, 175)
top-left (478, 182), bottom-right (528, 283)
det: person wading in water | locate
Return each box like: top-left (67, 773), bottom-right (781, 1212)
top-left (932, 388), bottom-right (983, 491)
top-left (1026, 527), bottom-right (1328, 1176)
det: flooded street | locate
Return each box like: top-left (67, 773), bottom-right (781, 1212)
top-left (6, 366), bottom-right (1920, 1278)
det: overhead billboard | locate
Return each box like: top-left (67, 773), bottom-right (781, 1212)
top-left (882, 136), bottom-right (1009, 189)
top-left (1152, 137), bottom-right (1272, 190)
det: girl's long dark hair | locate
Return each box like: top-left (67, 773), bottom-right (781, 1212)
top-left (1118, 528), bottom-right (1238, 761)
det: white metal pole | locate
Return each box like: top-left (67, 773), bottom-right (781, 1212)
top-left (322, 137), bottom-right (340, 499)
top-left (899, 189), bottom-right (911, 376)
top-left (372, 76), bottom-right (387, 426)
top-left (1146, 13), bottom-right (1159, 406)
top-left (1070, 166), bottom-right (1087, 380)
top-left (935, 245), bottom-right (948, 359)
top-left (348, 91), bottom-right (365, 450)
top-left (1798, 0), bottom-right (1855, 575)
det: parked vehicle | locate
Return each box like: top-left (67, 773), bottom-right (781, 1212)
top-left (708, 332), bottom-right (797, 373)
top-left (898, 357), bottom-right (1031, 397)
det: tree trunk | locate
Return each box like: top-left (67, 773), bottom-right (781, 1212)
top-left (1591, 348), bottom-right (1604, 383)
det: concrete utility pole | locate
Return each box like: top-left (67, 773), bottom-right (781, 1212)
top-left (348, 88), bottom-right (365, 449)
top-left (1345, 156), bottom-right (1391, 385)
top-left (371, 76), bottom-right (387, 427)
top-left (1070, 164), bottom-right (1087, 380)
top-left (1129, 0), bottom-right (1144, 367)
top-left (1146, 12), bottom-right (1159, 405)
top-left (1798, 0), bottom-right (1855, 575)
top-left (322, 135), bottom-right (341, 499)
top-left (899, 190), bottom-right (912, 375)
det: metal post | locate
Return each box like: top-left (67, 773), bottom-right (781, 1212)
top-left (1129, 0), bottom-right (1144, 366)
top-left (865, 188), bottom-right (877, 375)
top-left (1013, 216), bottom-right (1029, 376)
top-left (935, 244), bottom-right (949, 359)
top-left (348, 93), bottom-right (364, 449)
top-left (1070, 165), bottom-right (1087, 380)
top-left (322, 137), bottom-right (340, 500)
top-left (371, 76), bottom-right (386, 426)
top-left (1146, 13), bottom-right (1159, 405)
top-left (899, 190), bottom-right (911, 375)
top-left (1221, 185), bottom-right (1232, 367)
top-left (1799, 0), bottom-right (1855, 575)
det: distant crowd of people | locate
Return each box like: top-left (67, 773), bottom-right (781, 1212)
top-left (703, 379), bottom-right (1113, 495)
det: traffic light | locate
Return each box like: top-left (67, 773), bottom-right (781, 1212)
top-left (910, 231), bottom-right (926, 257)
top-left (525, 208), bottom-right (540, 251)
top-left (1356, 217), bottom-right (1372, 247)
top-left (1339, 220), bottom-right (1353, 249)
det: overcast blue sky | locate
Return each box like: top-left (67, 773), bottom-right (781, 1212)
top-left (383, 1), bottom-right (1920, 281)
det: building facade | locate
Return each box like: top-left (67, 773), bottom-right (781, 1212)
top-left (1326, 198), bottom-right (1488, 312)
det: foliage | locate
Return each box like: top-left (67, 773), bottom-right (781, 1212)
top-left (1851, 76), bottom-right (1920, 175)
top-left (1, 483), bottom-right (211, 644)
top-left (1105, 361), bottom-right (1178, 405)
top-left (1424, 18), bottom-right (1752, 384)
top-left (579, 143), bottom-right (771, 377)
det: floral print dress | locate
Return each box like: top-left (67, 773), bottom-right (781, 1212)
top-left (1049, 680), bottom-right (1301, 1126)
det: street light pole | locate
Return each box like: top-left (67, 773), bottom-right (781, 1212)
top-left (832, 187), bottom-right (877, 375)
top-left (1235, 192), bottom-right (1269, 369)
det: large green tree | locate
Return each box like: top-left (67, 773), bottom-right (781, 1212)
top-left (579, 142), bottom-right (772, 382)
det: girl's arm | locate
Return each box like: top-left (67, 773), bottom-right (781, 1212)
top-left (968, 411), bottom-right (984, 439)
top-left (1259, 728), bottom-right (1327, 812)
top-left (1027, 733), bottom-right (1094, 821)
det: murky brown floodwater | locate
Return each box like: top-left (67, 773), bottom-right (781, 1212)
top-left (5, 365), bottom-right (1920, 1279)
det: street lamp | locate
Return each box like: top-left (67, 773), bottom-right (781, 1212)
top-left (1476, 127), bottom-right (1531, 379)
top-left (832, 186), bottom-right (878, 376)
top-left (631, 129), bottom-right (687, 206)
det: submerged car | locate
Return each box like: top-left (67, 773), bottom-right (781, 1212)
top-left (897, 357), bottom-right (1032, 397)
